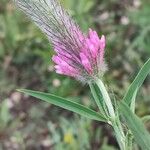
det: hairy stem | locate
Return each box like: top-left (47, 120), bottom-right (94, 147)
top-left (94, 78), bottom-right (126, 150)
top-left (95, 78), bottom-right (115, 118)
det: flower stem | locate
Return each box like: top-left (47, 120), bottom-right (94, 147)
top-left (94, 78), bottom-right (126, 150)
top-left (95, 78), bottom-right (115, 118)
top-left (112, 119), bottom-right (126, 150)
top-left (125, 130), bottom-right (133, 150)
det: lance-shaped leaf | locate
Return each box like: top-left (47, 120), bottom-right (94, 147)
top-left (142, 115), bottom-right (150, 123)
top-left (18, 89), bottom-right (107, 122)
top-left (120, 102), bottom-right (150, 150)
top-left (89, 83), bottom-right (109, 118)
top-left (123, 58), bottom-right (150, 109)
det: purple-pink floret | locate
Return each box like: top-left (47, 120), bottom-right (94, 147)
top-left (15, 0), bottom-right (106, 82)
top-left (52, 28), bottom-right (106, 81)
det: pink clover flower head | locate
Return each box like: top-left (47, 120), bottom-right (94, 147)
top-left (15, 0), bottom-right (107, 83)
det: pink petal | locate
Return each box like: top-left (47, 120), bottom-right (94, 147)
top-left (99, 35), bottom-right (106, 64)
top-left (80, 52), bottom-right (92, 73)
top-left (52, 55), bottom-right (62, 64)
top-left (100, 35), bottom-right (106, 50)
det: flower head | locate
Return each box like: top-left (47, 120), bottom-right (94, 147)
top-left (15, 0), bottom-right (106, 83)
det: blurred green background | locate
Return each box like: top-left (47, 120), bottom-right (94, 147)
top-left (0, 0), bottom-right (150, 149)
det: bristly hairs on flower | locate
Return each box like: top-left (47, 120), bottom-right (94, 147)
top-left (14, 0), bottom-right (107, 83)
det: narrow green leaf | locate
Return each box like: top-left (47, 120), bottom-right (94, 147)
top-left (18, 89), bottom-right (107, 122)
top-left (123, 58), bottom-right (150, 107)
top-left (142, 115), bottom-right (150, 123)
top-left (89, 83), bottom-right (108, 117)
top-left (120, 102), bottom-right (150, 150)
top-left (130, 87), bottom-right (138, 112)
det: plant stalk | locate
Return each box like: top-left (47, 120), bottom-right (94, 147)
top-left (95, 78), bottom-right (115, 118)
top-left (94, 78), bottom-right (126, 150)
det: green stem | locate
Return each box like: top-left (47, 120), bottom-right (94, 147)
top-left (112, 119), bottom-right (126, 150)
top-left (125, 130), bottom-right (133, 150)
top-left (94, 78), bottom-right (126, 150)
top-left (89, 83), bottom-right (109, 118)
top-left (95, 78), bottom-right (115, 118)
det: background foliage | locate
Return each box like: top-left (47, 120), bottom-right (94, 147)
top-left (0, 0), bottom-right (150, 149)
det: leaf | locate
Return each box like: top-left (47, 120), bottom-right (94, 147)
top-left (119, 102), bottom-right (150, 150)
top-left (89, 83), bottom-right (108, 118)
top-left (142, 115), bottom-right (150, 123)
top-left (18, 89), bottom-right (107, 122)
top-left (123, 58), bottom-right (150, 107)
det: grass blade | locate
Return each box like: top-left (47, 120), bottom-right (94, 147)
top-left (142, 115), bottom-right (150, 123)
top-left (120, 102), bottom-right (150, 150)
top-left (123, 58), bottom-right (150, 107)
top-left (18, 89), bottom-right (107, 122)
